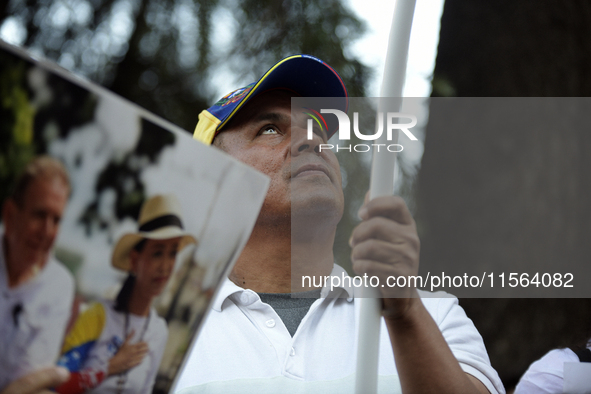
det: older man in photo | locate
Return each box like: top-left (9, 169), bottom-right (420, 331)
top-left (0, 156), bottom-right (75, 391)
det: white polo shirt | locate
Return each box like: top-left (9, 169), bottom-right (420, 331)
top-left (175, 265), bottom-right (504, 394)
top-left (514, 346), bottom-right (590, 394)
top-left (0, 233), bottom-right (75, 390)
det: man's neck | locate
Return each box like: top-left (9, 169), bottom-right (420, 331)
top-left (229, 221), bottom-right (335, 293)
top-left (3, 236), bottom-right (47, 288)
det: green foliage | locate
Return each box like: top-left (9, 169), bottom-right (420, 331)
top-left (1, 0), bottom-right (370, 129)
top-left (227, 0), bottom-right (369, 97)
top-left (0, 53), bottom-right (36, 205)
top-left (430, 74), bottom-right (456, 97)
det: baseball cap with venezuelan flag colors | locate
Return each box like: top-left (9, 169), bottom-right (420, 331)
top-left (193, 54), bottom-right (348, 145)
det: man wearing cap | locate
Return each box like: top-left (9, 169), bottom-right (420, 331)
top-left (0, 156), bottom-right (75, 391)
top-left (176, 55), bottom-right (504, 393)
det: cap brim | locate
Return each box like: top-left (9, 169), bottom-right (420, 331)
top-left (219, 55), bottom-right (348, 138)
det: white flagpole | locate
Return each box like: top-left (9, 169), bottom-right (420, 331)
top-left (354, 1), bottom-right (417, 393)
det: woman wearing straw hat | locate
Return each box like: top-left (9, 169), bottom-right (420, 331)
top-left (55, 195), bottom-right (196, 394)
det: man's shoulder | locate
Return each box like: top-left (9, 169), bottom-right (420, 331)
top-left (43, 257), bottom-right (74, 289)
top-left (416, 289), bottom-right (458, 311)
top-left (35, 257), bottom-right (75, 306)
top-left (415, 289), bottom-right (474, 327)
top-left (526, 347), bottom-right (578, 375)
top-left (514, 348), bottom-right (577, 393)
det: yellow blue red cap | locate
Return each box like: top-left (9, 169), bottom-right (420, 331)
top-left (193, 54), bottom-right (348, 144)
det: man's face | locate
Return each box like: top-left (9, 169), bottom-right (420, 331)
top-left (216, 90), bottom-right (344, 226)
top-left (3, 176), bottom-right (69, 264)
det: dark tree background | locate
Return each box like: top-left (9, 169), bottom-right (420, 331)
top-left (419, 0), bottom-right (591, 389)
top-left (0, 0), bottom-right (369, 131)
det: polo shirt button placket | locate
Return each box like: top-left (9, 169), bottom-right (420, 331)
top-left (265, 319), bottom-right (275, 328)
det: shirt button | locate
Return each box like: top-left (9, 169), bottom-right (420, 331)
top-left (290, 347), bottom-right (296, 356)
top-left (265, 319), bottom-right (275, 328)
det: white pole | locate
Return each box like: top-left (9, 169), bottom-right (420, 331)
top-left (354, 1), bottom-right (416, 393)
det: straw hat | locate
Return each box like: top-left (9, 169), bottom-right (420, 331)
top-left (111, 194), bottom-right (197, 271)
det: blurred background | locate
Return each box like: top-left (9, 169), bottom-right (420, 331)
top-left (2, 0), bottom-right (591, 391)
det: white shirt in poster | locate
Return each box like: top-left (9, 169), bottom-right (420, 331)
top-left (0, 233), bottom-right (75, 390)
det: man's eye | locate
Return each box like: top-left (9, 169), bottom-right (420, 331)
top-left (260, 127), bottom-right (279, 135)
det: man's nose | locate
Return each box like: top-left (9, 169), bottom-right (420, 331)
top-left (291, 124), bottom-right (323, 155)
top-left (43, 216), bottom-right (59, 237)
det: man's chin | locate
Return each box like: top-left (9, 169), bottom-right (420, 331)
top-left (291, 192), bottom-right (343, 227)
top-left (291, 184), bottom-right (343, 208)
top-left (24, 247), bottom-right (50, 264)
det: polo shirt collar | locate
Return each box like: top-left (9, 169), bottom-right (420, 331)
top-left (318, 264), bottom-right (355, 301)
top-left (211, 264), bottom-right (355, 312)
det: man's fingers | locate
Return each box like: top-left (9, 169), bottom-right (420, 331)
top-left (352, 239), bottom-right (419, 265)
top-left (1, 367), bottom-right (69, 394)
top-left (352, 259), bottom-right (397, 277)
top-left (350, 217), bottom-right (419, 248)
top-left (358, 195), bottom-right (414, 225)
top-left (352, 258), bottom-right (415, 280)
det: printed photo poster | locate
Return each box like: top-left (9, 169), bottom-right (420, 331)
top-left (0, 41), bottom-right (269, 393)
